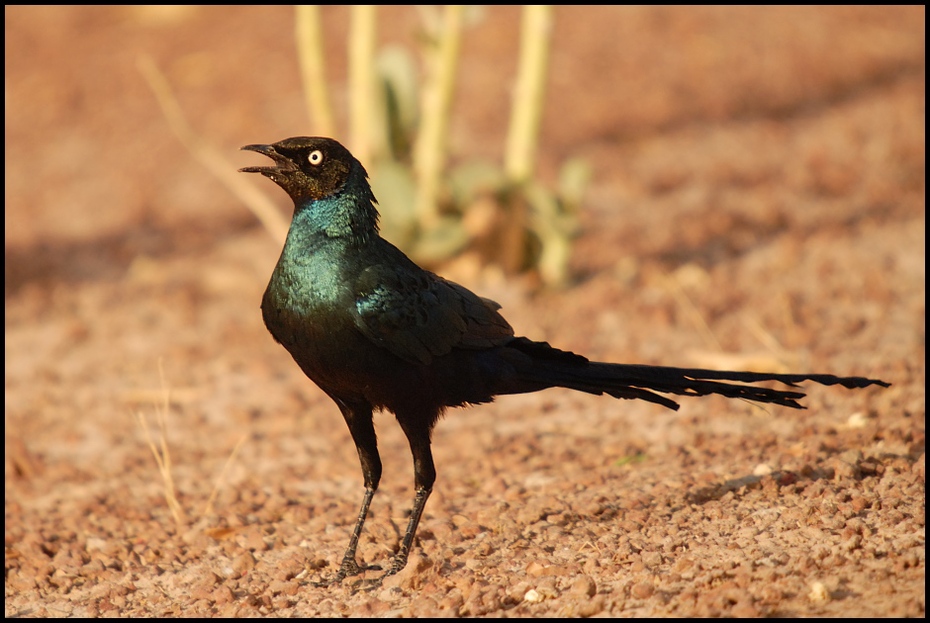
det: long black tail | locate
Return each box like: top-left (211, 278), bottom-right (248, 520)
top-left (506, 338), bottom-right (890, 411)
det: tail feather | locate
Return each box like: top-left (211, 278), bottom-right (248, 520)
top-left (506, 338), bottom-right (889, 411)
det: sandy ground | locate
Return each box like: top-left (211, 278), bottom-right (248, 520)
top-left (5, 6), bottom-right (925, 617)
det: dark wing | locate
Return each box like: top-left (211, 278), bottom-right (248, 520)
top-left (352, 263), bottom-right (514, 365)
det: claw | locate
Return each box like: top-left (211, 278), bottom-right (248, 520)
top-left (311, 557), bottom-right (382, 587)
top-left (336, 557), bottom-right (382, 580)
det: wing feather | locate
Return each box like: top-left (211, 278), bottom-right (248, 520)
top-left (353, 265), bottom-right (513, 365)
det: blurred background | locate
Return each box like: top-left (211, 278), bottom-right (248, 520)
top-left (5, 6), bottom-right (925, 617)
top-left (6, 6), bottom-right (924, 278)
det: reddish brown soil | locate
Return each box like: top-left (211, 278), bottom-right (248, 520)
top-left (5, 6), bottom-right (924, 617)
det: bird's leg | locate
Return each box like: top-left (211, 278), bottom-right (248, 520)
top-left (330, 486), bottom-right (379, 581)
top-left (383, 417), bottom-right (436, 578)
top-left (386, 486), bottom-right (432, 576)
top-left (315, 397), bottom-right (382, 586)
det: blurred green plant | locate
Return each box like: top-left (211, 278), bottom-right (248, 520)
top-left (142, 6), bottom-right (589, 286)
top-left (297, 5), bottom-right (590, 286)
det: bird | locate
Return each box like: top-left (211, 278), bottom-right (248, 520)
top-left (240, 136), bottom-right (889, 584)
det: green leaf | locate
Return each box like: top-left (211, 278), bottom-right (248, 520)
top-left (370, 160), bottom-right (418, 248)
top-left (558, 157), bottom-right (592, 213)
top-left (447, 160), bottom-right (507, 209)
top-left (378, 45), bottom-right (419, 162)
top-left (411, 218), bottom-right (470, 265)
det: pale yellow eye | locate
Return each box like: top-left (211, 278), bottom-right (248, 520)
top-left (308, 150), bottom-right (324, 166)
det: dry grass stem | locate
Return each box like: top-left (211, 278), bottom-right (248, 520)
top-left (137, 55), bottom-right (289, 243)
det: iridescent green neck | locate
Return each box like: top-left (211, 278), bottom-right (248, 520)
top-left (292, 163), bottom-right (379, 245)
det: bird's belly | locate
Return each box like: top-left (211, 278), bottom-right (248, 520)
top-left (262, 287), bottom-right (506, 411)
top-left (263, 302), bottom-right (415, 403)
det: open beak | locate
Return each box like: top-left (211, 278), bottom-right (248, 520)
top-left (239, 144), bottom-right (297, 175)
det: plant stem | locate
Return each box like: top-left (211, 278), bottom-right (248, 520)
top-left (349, 5), bottom-right (377, 165)
top-left (295, 6), bottom-right (336, 136)
top-left (138, 56), bottom-right (289, 242)
top-left (413, 5), bottom-right (464, 229)
top-left (504, 5), bottom-right (553, 186)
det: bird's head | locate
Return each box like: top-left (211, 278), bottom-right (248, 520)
top-left (239, 137), bottom-right (365, 204)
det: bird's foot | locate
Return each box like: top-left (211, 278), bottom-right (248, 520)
top-left (351, 566), bottom-right (399, 592)
top-left (382, 554), bottom-right (409, 578)
top-left (311, 553), bottom-right (412, 590)
top-left (339, 554), bottom-right (412, 592)
top-left (311, 557), bottom-right (381, 587)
